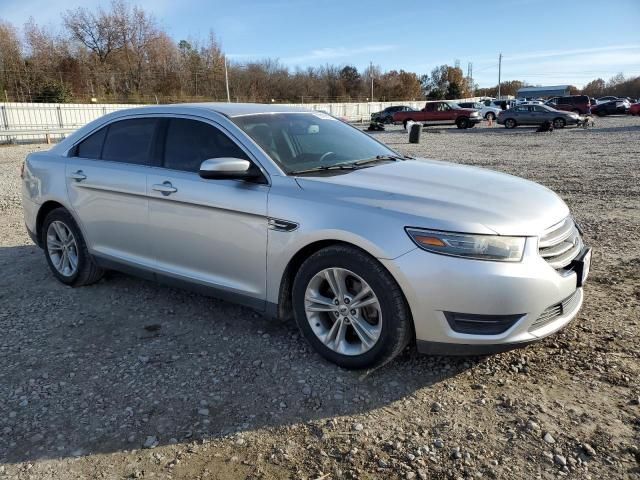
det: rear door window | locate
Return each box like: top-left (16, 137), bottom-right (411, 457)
top-left (101, 118), bottom-right (159, 165)
top-left (163, 118), bottom-right (249, 173)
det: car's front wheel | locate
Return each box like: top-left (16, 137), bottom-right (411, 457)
top-left (456, 117), bottom-right (470, 129)
top-left (42, 208), bottom-right (104, 286)
top-left (553, 117), bottom-right (566, 128)
top-left (485, 112), bottom-right (496, 121)
top-left (292, 245), bottom-right (413, 369)
top-left (504, 118), bottom-right (517, 129)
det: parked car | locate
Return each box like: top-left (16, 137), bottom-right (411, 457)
top-left (458, 102), bottom-right (501, 120)
top-left (484, 99), bottom-right (516, 109)
top-left (596, 96), bottom-right (620, 104)
top-left (497, 104), bottom-right (581, 129)
top-left (591, 99), bottom-right (630, 116)
top-left (21, 103), bottom-right (590, 369)
top-left (629, 103), bottom-right (640, 115)
top-left (544, 95), bottom-right (591, 115)
top-left (392, 101), bottom-right (482, 129)
top-left (371, 105), bottom-right (415, 124)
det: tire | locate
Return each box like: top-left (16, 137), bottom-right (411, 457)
top-left (504, 118), bottom-right (517, 129)
top-left (292, 245), bottom-right (413, 369)
top-left (553, 117), bottom-right (566, 129)
top-left (456, 117), bottom-right (470, 129)
top-left (42, 208), bottom-right (104, 287)
top-left (485, 112), bottom-right (496, 121)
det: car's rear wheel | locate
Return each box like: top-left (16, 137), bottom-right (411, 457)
top-left (504, 118), bottom-right (517, 129)
top-left (42, 208), bottom-right (104, 286)
top-left (485, 112), bottom-right (496, 121)
top-left (292, 245), bottom-right (412, 369)
top-left (456, 117), bottom-right (470, 129)
top-left (553, 117), bottom-right (566, 128)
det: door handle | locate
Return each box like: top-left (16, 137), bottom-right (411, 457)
top-left (152, 181), bottom-right (178, 195)
top-left (70, 170), bottom-right (87, 181)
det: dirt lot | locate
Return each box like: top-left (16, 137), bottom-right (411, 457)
top-left (1, 116), bottom-right (639, 480)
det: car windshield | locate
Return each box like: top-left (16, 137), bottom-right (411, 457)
top-left (232, 112), bottom-right (399, 174)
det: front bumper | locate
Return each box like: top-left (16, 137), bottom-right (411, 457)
top-left (469, 116), bottom-right (483, 124)
top-left (380, 239), bottom-right (586, 354)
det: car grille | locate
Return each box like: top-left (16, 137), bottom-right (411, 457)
top-left (538, 217), bottom-right (583, 270)
top-left (529, 288), bottom-right (582, 331)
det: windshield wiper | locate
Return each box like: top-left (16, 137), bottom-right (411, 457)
top-left (353, 154), bottom-right (412, 166)
top-left (290, 155), bottom-right (412, 175)
top-left (290, 163), bottom-right (359, 175)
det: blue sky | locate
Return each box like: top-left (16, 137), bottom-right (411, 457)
top-left (2, 0), bottom-right (639, 87)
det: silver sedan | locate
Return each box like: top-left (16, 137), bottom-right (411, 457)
top-left (498, 104), bottom-right (581, 129)
top-left (21, 103), bottom-right (590, 368)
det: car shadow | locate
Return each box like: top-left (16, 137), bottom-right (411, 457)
top-left (0, 244), bottom-right (484, 464)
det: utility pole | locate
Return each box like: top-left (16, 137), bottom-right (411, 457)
top-left (497, 53), bottom-right (502, 99)
top-left (370, 61), bottom-right (374, 101)
top-left (224, 56), bottom-right (231, 103)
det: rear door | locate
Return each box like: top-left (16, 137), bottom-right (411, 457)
top-left (147, 116), bottom-right (269, 306)
top-left (65, 117), bottom-right (160, 266)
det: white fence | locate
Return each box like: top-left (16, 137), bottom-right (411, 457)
top-left (0, 98), bottom-right (486, 143)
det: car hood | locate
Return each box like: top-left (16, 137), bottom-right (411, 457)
top-left (295, 159), bottom-right (569, 236)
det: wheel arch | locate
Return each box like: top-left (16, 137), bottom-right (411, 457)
top-left (274, 239), bottom-right (414, 337)
top-left (35, 200), bottom-right (67, 246)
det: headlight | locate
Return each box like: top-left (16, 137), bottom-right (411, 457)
top-left (471, 111), bottom-right (480, 116)
top-left (406, 228), bottom-right (525, 262)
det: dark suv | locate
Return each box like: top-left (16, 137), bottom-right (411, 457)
top-left (371, 106), bottom-right (415, 124)
top-left (545, 95), bottom-right (591, 115)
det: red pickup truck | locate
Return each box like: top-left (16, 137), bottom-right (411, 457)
top-left (392, 101), bottom-right (482, 129)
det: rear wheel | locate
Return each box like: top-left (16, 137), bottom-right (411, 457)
top-left (504, 118), bottom-right (517, 129)
top-left (292, 245), bottom-right (413, 369)
top-left (42, 208), bottom-right (104, 286)
top-left (553, 117), bottom-right (566, 128)
top-left (456, 117), bottom-right (470, 129)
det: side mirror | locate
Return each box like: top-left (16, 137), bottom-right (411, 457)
top-left (199, 158), bottom-right (258, 181)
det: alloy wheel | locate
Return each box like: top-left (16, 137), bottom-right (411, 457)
top-left (46, 221), bottom-right (79, 277)
top-left (304, 267), bottom-right (382, 356)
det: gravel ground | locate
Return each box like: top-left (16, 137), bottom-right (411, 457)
top-left (1, 116), bottom-right (639, 479)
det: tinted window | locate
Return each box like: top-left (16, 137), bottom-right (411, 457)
top-left (76, 127), bottom-right (107, 159)
top-left (164, 118), bottom-right (249, 173)
top-left (102, 118), bottom-right (158, 165)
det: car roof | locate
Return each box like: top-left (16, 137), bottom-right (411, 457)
top-left (109, 102), bottom-right (310, 118)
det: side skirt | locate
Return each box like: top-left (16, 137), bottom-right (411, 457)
top-left (93, 254), bottom-right (267, 312)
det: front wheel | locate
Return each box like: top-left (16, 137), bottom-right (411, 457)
top-left (292, 245), bottom-right (413, 369)
top-left (504, 118), bottom-right (517, 129)
top-left (553, 117), bottom-right (566, 128)
top-left (456, 117), bottom-right (470, 129)
top-left (42, 208), bottom-right (104, 286)
top-left (485, 112), bottom-right (496, 121)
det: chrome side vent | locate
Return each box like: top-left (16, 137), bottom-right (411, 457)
top-left (268, 218), bottom-right (298, 232)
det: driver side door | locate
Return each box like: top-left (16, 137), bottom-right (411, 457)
top-left (147, 116), bottom-right (270, 307)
